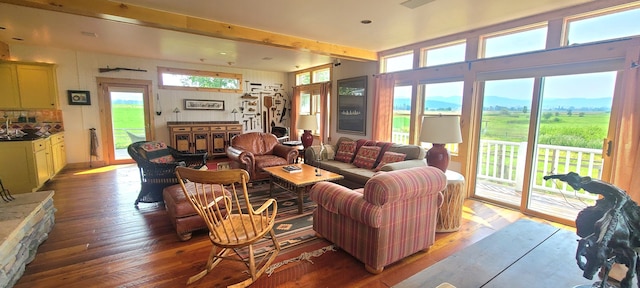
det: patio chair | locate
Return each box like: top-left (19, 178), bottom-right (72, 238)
top-left (175, 167), bottom-right (280, 286)
top-left (128, 141), bottom-right (207, 206)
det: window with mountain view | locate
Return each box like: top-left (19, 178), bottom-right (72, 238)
top-left (420, 81), bottom-right (464, 153)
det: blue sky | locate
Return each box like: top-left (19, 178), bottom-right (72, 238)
top-left (393, 6), bottom-right (639, 101)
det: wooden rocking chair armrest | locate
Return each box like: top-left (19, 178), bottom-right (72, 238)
top-left (252, 198), bottom-right (277, 215)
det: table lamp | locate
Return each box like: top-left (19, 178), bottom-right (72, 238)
top-left (420, 115), bottom-right (462, 172)
top-left (297, 115), bottom-right (317, 149)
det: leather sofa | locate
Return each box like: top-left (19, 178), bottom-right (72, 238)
top-left (304, 137), bottom-right (427, 187)
top-left (309, 166), bottom-right (446, 274)
top-left (226, 132), bottom-right (299, 181)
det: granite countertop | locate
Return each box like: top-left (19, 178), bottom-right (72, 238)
top-left (0, 191), bottom-right (55, 251)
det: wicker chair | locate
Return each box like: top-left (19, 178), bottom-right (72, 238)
top-left (128, 141), bottom-right (207, 207)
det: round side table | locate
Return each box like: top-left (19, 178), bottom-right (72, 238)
top-left (436, 170), bottom-right (466, 233)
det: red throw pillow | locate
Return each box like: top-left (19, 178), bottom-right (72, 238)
top-left (374, 152), bottom-right (406, 171)
top-left (353, 146), bottom-right (382, 169)
top-left (334, 141), bottom-right (356, 163)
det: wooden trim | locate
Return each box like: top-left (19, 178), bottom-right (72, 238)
top-left (1, 0), bottom-right (377, 61)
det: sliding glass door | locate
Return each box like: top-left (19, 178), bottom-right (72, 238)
top-left (473, 71), bottom-right (617, 221)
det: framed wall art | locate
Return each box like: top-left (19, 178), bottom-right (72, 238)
top-left (68, 90), bottom-right (91, 105)
top-left (337, 76), bottom-right (367, 135)
top-left (184, 99), bottom-right (225, 110)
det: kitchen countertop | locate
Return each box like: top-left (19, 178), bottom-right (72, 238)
top-left (0, 131), bottom-right (63, 142)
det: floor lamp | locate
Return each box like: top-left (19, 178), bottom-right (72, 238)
top-left (420, 115), bottom-right (462, 172)
top-left (297, 115), bottom-right (318, 149)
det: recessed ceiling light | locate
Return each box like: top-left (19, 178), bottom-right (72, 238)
top-left (361, 20), bottom-right (372, 24)
top-left (262, 57), bottom-right (272, 61)
top-left (12, 37), bottom-right (23, 41)
top-left (219, 52), bottom-right (227, 55)
top-left (0, 27), bottom-right (6, 30)
top-left (81, 31), bottom-right (97, 37)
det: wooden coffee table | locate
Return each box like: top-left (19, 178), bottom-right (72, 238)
top-left (262, 164), bottom-right (343, 214)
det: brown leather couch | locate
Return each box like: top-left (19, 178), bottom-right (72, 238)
top-left (226, 132), bottom-right (299, 181)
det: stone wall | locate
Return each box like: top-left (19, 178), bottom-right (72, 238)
top-left (0, 191), bottom-right (56, 288)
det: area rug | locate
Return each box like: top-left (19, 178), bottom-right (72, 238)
top-left (238, 181), bottom-right (318, 257)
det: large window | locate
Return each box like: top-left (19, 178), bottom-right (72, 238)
top-left (481, 25), bottom-right (548, 58)
top-left (295, 65), bottom-right (332, 86)
top-left (158, 67), bottom-right (242, 93)
top-left (381, 52), bottom-right (413, 73)
top-left (420, 81), bottom-right (464, 153)
top-left (566, 5), bottom-right (640, 45)
top-left (421, 41), bottom-right (466, 67)
top-left (392, 85), bottom-right (412, 144)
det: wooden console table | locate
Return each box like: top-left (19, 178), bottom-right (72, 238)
top-left (167, 121), bottom-right (242, 157)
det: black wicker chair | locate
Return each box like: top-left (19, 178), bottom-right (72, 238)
top-left (128, 141), bottom-right (207, 207)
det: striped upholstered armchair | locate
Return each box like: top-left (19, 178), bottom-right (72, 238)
top-left (309, 166), bottom-right (446, 274)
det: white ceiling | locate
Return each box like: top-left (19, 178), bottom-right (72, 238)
top-left (0, 0), bottom-right (591, 72)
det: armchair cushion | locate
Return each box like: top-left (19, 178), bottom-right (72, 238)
top-left (139, 141), bottom-right (176, 163)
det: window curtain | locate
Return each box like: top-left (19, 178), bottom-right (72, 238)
top-left (612, 47), bottom-right (640, 202)
top-left (372, 74), bottom-right (396, 142)
top-left (319, 82), bottom-right (330, 144)
top-left (291, 87), bottom-right (301, 142)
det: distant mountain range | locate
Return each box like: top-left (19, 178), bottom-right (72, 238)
top-left (394, 96), bottom-right (612, 111)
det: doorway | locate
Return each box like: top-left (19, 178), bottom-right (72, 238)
top-left (97, 78), bottom-right (154, 165)
top-left (472, 71), bottom-right (617, 223)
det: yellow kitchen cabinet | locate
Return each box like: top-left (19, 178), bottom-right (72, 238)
top-left (51, 132), bottom-right (66, 173)
top-left (0, 63), bottom-right (20, 108)
top-left (33, 139), bottom-right (50, 187)
top-left (0, 62), bottom-right (58, 109)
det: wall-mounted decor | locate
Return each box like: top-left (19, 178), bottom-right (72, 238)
top-left (184, 99), bottom-right (225, 111)
top-left (67, 90), bottom-right (91, 105)
top-left (337, 76), bottom-right (367, 135)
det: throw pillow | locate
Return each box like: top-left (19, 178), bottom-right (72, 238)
top-left (334, 141), bottom-right (356, 163)
top-left (353, 146), bottom-right (382, 169)
top-left (324, 144), bottom-right (336, 160)
top-left (138, 141), bottom-right (176, 163)
top-left (374, 151), bottom-right (406, 171)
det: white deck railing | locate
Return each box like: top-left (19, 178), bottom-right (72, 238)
top-left (391, 132), bottom-right (602, 201)
top-left (476, 140), bottom-right (602, 201)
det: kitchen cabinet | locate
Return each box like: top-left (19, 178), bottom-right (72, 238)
top-left (0, 133), bottom-right (66, 194)
top-left (168, 122), bottom-right (242, 157)
top-left (0, 62), bottom-right (58, 109)
top-left (50, 132), bottom-right (66, 173)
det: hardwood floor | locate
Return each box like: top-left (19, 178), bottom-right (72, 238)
top-left (14, 164), bottom-right (573, 288)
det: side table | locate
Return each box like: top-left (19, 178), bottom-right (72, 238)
top-left (436, 170), bottom-right (466, 232)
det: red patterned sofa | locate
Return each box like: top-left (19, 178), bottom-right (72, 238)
top-left (309, 166), bottom-right (446, 274)
top-left (304, 137), bottom-right (427, 187)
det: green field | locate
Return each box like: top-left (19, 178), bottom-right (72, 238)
top-left (113, 104), bottom-right (145, 149)
top-left (394, 111), bottom-right (610, 149)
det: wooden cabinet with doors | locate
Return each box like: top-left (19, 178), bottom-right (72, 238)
top-left (0, 61), bottom-right (58, 109)
top-left (168, 122), bottom-right (242, 157)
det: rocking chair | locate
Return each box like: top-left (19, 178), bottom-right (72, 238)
top-left (175, 167), bottom-right (280, 287)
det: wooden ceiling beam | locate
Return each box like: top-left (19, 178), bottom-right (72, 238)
top-left (1, 0), bottom-right (378, 61)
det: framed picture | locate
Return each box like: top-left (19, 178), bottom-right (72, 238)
top-left (337, 76), bottom-right (367, 135)
top-left (184, 99), bottom-right (225, 110)
top-left (67, 90), bottom-right (91, 105)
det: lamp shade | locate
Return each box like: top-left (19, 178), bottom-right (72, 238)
top-left (419, 115), bottom-right (462, 144)
top-left (420, 115), bottom-right (462, 172)
top-left (297, 115), bottom-right (318, 148)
